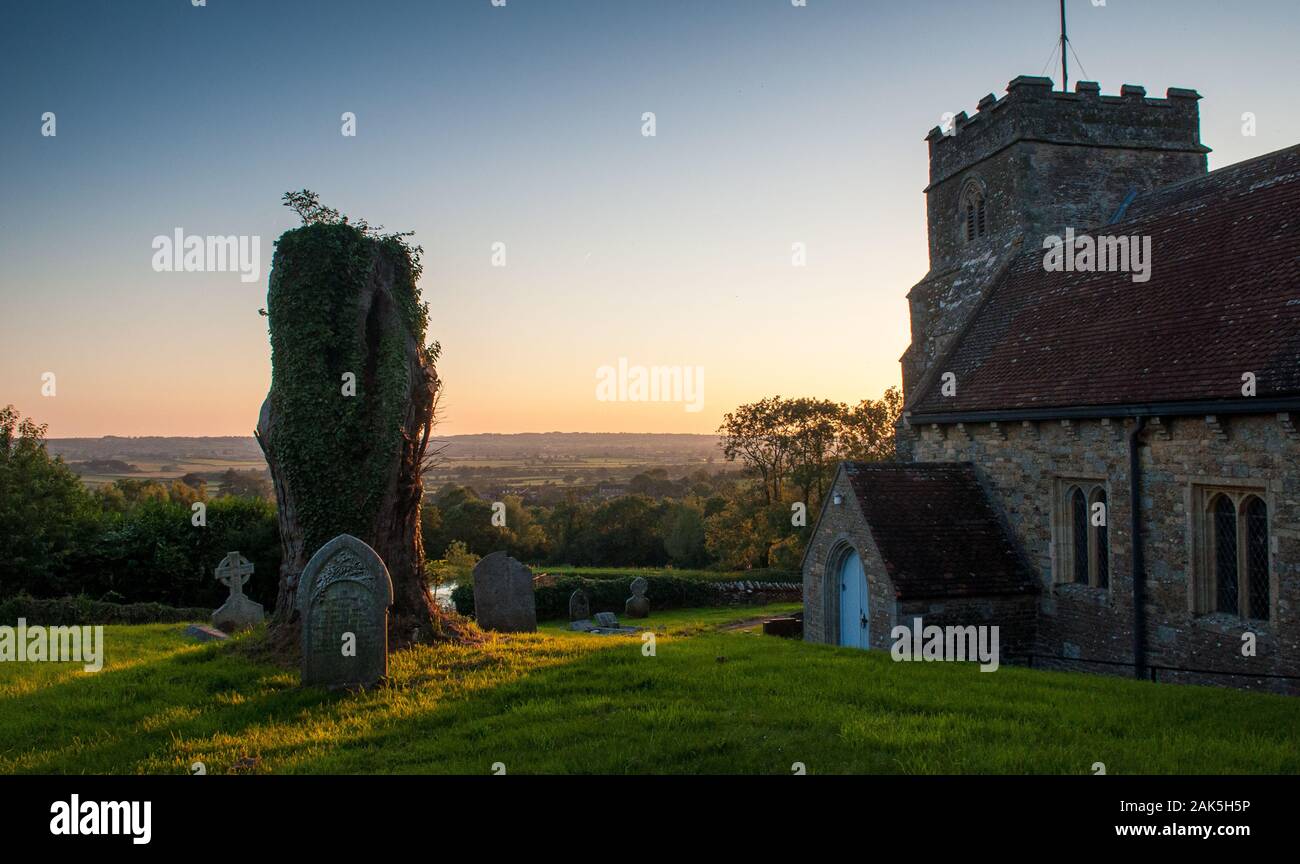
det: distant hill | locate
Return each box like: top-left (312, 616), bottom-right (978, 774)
top-left (47, 436), bottom-right (263, 463)
top-left (46, 433), bottom-right (724, 465)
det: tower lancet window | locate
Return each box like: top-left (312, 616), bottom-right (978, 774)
top-left (960, 181), bottom-right (988, 242)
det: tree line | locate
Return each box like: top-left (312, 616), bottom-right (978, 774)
top-left (1, 389), bottom-right (900, 608)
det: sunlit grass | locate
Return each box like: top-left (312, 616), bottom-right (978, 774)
top-left (0, 608), bottom-right (1295, 775)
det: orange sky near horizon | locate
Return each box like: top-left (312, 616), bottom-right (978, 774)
top-left (5, 1), bottom-right (1296, 439)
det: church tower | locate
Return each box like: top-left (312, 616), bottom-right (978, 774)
top-left (901, 76), bottom-right (1209, 397)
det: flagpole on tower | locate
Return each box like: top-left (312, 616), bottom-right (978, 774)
top-left (1059, 0), bottom-right (1070, 92)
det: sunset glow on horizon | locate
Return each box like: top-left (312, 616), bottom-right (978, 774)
top-left (3, 0), bottom-right (1297, 438)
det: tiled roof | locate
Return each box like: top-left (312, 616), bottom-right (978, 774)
top-left (909, 144), bottom-right (1300, 417)
top-left (844, 462), bottom-right (1036, 600)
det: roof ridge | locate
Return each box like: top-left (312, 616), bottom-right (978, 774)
top-left (905, 138), bottom-right (1300, 419)
top-left (1117, 142), bottom-right (1300, 220)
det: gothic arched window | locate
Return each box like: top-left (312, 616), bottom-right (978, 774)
top-left (1245, 496), bottom-right (1269, 620)
top-left (1193, 488), bottom-right (1271, 621)
top-left (1070, 487), bottom-right (1089, 585)
top-left (1091, 488), bottom-right (1109, 589)
top-left (1057, 479), bottom-right (1110, 589)
top-left (960, 181), bottom-right (988, 242)
top-left (1212, 494), bottom-right (1239, 615)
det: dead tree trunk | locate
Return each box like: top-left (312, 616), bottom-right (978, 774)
top-left (255, 221), bottom-right (454, 651)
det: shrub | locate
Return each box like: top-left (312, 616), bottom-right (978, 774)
top-left (71, 495), bottom-right (280, 609)
top-left (426, 540), bottom-right (479, 588)
top-left (452, 575), bottom-right (724, 621)
top-left (0, 595), bottom-right (211, 626)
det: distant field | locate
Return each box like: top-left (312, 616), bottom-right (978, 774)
top-left (73, 458), bottom-right (268, 489)
top-left (49, 433), bottom-right (740, 496)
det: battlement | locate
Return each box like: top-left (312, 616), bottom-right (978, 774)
top-left (925, 76), bottom-right (1208, 188)
top-left (903, 74), bottom-right (1212, 400)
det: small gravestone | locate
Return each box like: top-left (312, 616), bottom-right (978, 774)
top-left (212, 552), bottom-right (265, 633)
top-left (183, 623), bottom-right (229, 642)
top-left (569, 588), bottom-right (590, 622)
top-left (472, 552), bottom-right (537, 632)
top-left (585, 611), bottom-right (637, 635)
top-left (297, 534), bottom-right (393, 690)
top-left (624, 576), bottom-right (650, 619)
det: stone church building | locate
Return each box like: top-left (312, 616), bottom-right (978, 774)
top-left (803, 75), bottom-right (1300, 693)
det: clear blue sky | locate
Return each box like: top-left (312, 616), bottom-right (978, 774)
top-left (2, 0), bottom-right (1297, 436)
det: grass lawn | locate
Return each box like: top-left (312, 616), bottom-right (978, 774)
top-left (0, 606), bottom-right (1295, 775)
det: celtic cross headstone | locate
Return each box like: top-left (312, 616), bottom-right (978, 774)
top-left (212, 551), bottom-right (265, 633)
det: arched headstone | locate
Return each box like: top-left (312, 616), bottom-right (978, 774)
top-left (297, 534), bottom-right (393, 689)
top-left (569, 588), bottom-right (591, 622)
top-left (625, 576), bottom-right (650, 619)
top-left (471, 552), bottom-right (537, 632)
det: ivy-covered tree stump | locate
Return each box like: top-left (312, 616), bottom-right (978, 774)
top-left (256, 197), bottom-right (457, 649)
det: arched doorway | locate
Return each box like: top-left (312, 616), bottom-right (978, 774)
top-left (838, 550), bottom-right (868, 649)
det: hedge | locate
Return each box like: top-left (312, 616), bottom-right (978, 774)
top-left (537, 567), bottom-right (797, 583)
top-left (0, 595), bottom-right (211, 626)
top-left (453, 575), bottom-right (742, 621)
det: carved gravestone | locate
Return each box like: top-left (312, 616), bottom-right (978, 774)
top-left (471, 551), bottom-right (537, 633)
top-left (625, 576), bottom-right (650, 619)
top-left (297, 534), bottom-right (393, 690)
top-left (569, 588), bottom-right (590, 622)
top-left (212, 551), bottom-right (265, 633)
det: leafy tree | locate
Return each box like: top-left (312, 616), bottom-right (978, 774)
top-left (0, 406), bottom-right (101, 597)
top-left (218, 468), bottom-right (273, 500)
top-left (718, 388), bottom-right (902, 515)
top-left (781, 397), bottom-right (843, 509)
top-left (717, 397), bottom-right (789, 504)
top-left (425, 540), bottom-right (479, 588)
top-left (424, 486), bottom-right (502, 557)
top-left (542, 497), bottom-right (590, 564)
top-left (103, 478), bottom-right (171, 507)
top-left (841, 386), bottom-right (903, 463)
top-left (703, 497), bottom-right (769, 569)
top-left (581, 496), bottom-right (666, 567)
top-left (167, 480), bottom-right (205, 508)
top-left (661, 501), bottom-right (708, 568)
top-left (501, 495), bottom-right (549, 561)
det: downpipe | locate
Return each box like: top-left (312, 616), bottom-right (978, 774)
top-left (1129, 416), bottom-right (1147, 680)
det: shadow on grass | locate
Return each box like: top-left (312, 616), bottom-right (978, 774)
top-left (0, 633), bottom-right (333, 774)
top-left (2, 624), bottom-right (1297, 775)
top-left (285, 633), bottom-right (1300, 775)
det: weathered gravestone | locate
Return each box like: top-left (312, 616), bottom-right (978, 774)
top-left (472, 551), bottom-right (537, 633)
top-left (569, 588), bottom-right (590, 622)
top-left (624, 576), bottom-right (650, 619)
top-left (212, 551), bottom-right (265, 633)
top-left (297, 534), bottom-right (393, 690)
top-left (585, 611), bottom-right (637, 635)
top-left (183, 623), bottom-right (229, 643)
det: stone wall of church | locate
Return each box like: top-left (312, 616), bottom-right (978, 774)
top-left (907, 414), bottom-right (1300, 694)
top-left (895, 595), bottom-right (1038, 661)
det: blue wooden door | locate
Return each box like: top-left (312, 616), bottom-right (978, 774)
top-left (839, 551), bottom-right (868, 649)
